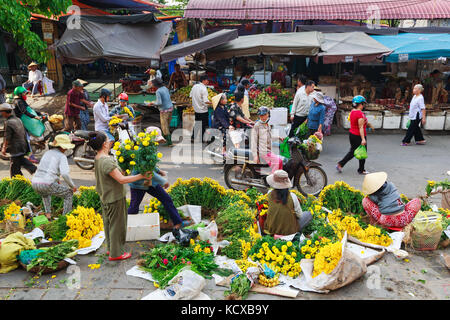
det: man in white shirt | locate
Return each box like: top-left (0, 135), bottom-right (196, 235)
top-left (189, 75), bottom-right (211, 142)
top-left (23, 62), bottom-right (43, 96)
top-left (289, 79), bottom-right (315, 137)
top-left (93, 88), bottom-right (125, 141)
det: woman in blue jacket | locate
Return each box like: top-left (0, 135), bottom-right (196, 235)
top-left (306, 91), bottom-right (326, 136)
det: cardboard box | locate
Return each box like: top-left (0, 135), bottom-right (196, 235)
top-left (126, 213), bottom-right (160, 241)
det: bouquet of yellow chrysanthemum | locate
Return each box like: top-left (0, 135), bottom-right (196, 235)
top-left (112, 131), bottom-right (162, 182)
top-left (134, 130), bottom-right (162, 184)
top-left (112, 139), bottom-right (136, 175)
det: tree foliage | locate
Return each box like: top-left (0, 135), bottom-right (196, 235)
top-left (0, 0), bottom-right (72, 63)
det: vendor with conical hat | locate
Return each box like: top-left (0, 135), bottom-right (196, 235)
top-left (362, 172), bottom-right (421, 229)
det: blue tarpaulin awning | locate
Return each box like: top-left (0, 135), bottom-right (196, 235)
top-left (371, 33), bottom-right (450, 63)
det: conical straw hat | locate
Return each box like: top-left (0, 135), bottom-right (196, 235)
top-left (362, 172), bottom-right (388, 195)
top-left (211, 93), bottom-right (224, 110)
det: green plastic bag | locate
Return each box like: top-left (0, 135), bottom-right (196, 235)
top-left (354, 145), bottom-right (367, 160)
top-left (20, 106), bottom-right (45, 137)
top-left (280, 137), bottom-right (291, 159)
top-left (406, 119), bottom-right (411, 129)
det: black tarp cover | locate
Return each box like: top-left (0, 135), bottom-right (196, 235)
top-left (53, 14), bottom-right (172, 66)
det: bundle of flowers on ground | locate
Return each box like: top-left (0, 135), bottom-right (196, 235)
top-left (63, 206), bottom-right (103, 248)
top-left (0, 202), bottom-right (21, 223)
top-left (0, 175), bottom-right (42, 207)
top-left (145, 177), bottom-right (253, 222)
top-left (76, 186), bottom-right (101, 214)
top-left (327, 209), bottom-right (392, 246)
top-left (43, 206), bottom-right (103, 248)
top-left (248, 237), bottom-right (302, 278)
top-left (318, 181), bottom-right (365, 215)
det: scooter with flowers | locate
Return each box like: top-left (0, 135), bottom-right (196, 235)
top-left (224, 135), bottom-right (327, 196)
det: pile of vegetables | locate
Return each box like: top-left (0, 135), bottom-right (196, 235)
top-left (172, 86), bottom-right (192, 104)
top-left (25, 240), bottom-right (78, 273)
top-left (225, 274), bottom-right (252, 300)
top-left (172, 86), bottom-right (217, 105)
top-left (254, 91), bottom-right (274, 109)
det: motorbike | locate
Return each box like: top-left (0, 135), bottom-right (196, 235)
top-left (223, 136), bottom-right (327, 197)
top-left (72, 121), bottom-right (134, 170)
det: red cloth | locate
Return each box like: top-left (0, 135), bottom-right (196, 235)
top-left (362, 197), bottom-right (421, 228)
top-left (64, 88), bottom-right (83, 117)
top-left (349, 109), bottom-right (367, 136)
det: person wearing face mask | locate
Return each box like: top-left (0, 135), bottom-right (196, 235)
top-left (251, 106), bottom-right (283, 173)
top-left (13, 86), bottom-right (42, 163)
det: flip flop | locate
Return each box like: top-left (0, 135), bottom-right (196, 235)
top-left (336, 165), bottom-right (343, 173)
top-left (108, 252), bottom-right (132, 261)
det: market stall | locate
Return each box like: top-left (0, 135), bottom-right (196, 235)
top-left (334, 33), bottom-right (450, 131)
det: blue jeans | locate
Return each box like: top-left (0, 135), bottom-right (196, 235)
top-left (128, 185), bottom-right (183, 226)
top-left (80, 109), bottom-right (90, 131)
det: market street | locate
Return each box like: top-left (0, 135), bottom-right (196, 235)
top-left (0, 131), bottom-right (449, 301)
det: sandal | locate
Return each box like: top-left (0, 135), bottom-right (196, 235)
top-left (108, 252), bottom-right (132, 261)
top-left (336, 164), bottom-right (343, 173)
top-left (181, 220), bottom-right (193, 228)
top-left (358, 170), bottom-right (370, 175)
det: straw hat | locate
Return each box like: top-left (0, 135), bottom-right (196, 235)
top-left (28, 62), bottom-right (38, 69)
top-left (266, 170), bottom-right (292, 189)
top-left (49, 134), bottom-right (75, 150)
top-left (211, 93), bottom-right (225, 110)
top-left (362, 172), bottom-right (388, 195)
top-left (145, 126), bottom-right (166, 143)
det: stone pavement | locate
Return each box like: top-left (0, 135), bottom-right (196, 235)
top-left (0, 131), bottom-right (449, 300)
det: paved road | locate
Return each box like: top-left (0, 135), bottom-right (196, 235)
top-left (0, 130), bottom-right (449, 301)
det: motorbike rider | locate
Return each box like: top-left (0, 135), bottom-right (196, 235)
top-left (13, 86), bottom-right (42, 163)
top-left (251, 106), bottom-right (283, 173)
top-left (228, 91), bottom-right (254, 148)
top-left (93, 88), bottom-right (126, 141)
top-left (110, 92), bottom-right (136, 136)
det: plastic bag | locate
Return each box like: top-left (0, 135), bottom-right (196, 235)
top-left (21, 107), bottom-right (45, 137)
top-left (299, 232), bottom-right (367, 293)
top-left (354, 145), bottom-right (367, 160)
top-left (279, 137), bottom-right (291, 159)
top-left (198, 220), bottom-right (218, 243)
top-left (178, 228), bottom-right (199, 247)
top-left (411, 211), bottom-right (442, 251)
top-left (163, 269), bottom-right (206, 300)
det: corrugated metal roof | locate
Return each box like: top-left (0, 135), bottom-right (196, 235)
top-left (185, 0), bottom-right (450, 20)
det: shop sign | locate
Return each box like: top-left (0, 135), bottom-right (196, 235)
top-left (42, 21), bottom-right (54, 32)
top-left (344, 56), bottom-right (353, 63)
top-left (398, 54), bottom-right (409, 62)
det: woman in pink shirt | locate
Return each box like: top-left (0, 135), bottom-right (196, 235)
top-left (336, 95), bottom-right (373, 175)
